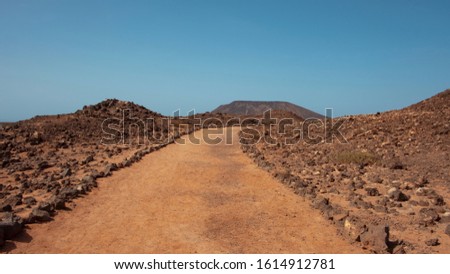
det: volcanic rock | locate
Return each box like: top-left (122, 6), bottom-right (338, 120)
top-left (425, 238), bottom-right (440, 246)
top-left (359, 224), bottom-right (390, 253)
top-left (28, 208), bottom-right (52, 223)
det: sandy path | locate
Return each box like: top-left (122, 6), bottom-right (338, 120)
top-left (9, 128), bottom-right (360, 254)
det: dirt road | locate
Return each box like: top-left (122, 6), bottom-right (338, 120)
top-left (9, 128), bottom-right (360, 253)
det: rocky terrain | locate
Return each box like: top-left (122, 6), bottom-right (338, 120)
top-left (1, 90), bottom-right (449, 254)
top-left (213, 100), bottom-right (324, 119)
top-left (240, 89), bottom-right (450, 253)
top-left (0, 99), bottom-right (231, 248)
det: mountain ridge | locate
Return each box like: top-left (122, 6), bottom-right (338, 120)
top-left (212, 100), bottom-right (324, 119)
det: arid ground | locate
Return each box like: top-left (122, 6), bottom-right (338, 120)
top-left (5, 128), bottom-right (360, 254)
top-left (1, 90), bottom-right (449, 254)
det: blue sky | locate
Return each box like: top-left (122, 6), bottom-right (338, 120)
top-left (1, 0), bottom-right (449, 121)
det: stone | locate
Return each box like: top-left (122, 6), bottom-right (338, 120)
top-left (37, 161), bottom-right (50, 171)
top-left (425, 238), bottom-right (440, 246)
top-left (445, 225), bottom-right (450, 236)
top-left (419, 208), bottom-right (440, 225)
top-left (83, 155), bottom-right (94, 164)
top-left (390, 161), bottom-right (404, 170)
top-left (23, 196), bottom-right (37, 206)
top-left (122, 159), bottom-right (132, 167)
top-left (0, 215), bottom-right (23, 239)
top-left (312, 197), bottom-right (333, 216)
top-left (30, 131), bottom-right (43, 145)
top-left (103, 163), bottom-right (117, 176)
top-left (28, 208), bottom-right (52, 223)
top-left (81, 175), bottom-right (95, 185)
top-left (61, 168), bottom-right (72, 178)
top-left (366, 188), bottom-right (379, 197)
top-left (359, 225), bottom-right (390, 253)
top-left (76, 184), bottom-right (84, 193)
top-left (418, 200), bottom-right (430, 207)
top-left (49, 195), bottom-right (66, 210)
top-left (430, 195), bottom-right (445, 206)
top-left (59, 186), bottom-right (78, 200)
top-left (0, 194), bottom-right (22, 212)
top-left (56, 140), bottom-right (69, 149)
top-left (439, 212), bottom-right (450, 223)
top-left (0, 204), bottom-right (12, 212)
top-left (415, 187), bottom-right (435, 197)
top-left (38, 202), bottom-right (54, 213)
top-left (387, 188), bottom-right (409, 202)
top-left (343, 217), bottom-right (365, 242)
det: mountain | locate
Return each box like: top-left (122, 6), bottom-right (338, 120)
top-left (212, 101), bottom-right (324, 119)
top-left (406, 89), bottom-right (450, 112)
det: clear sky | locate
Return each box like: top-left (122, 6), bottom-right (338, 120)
top-left (1, 0), bottom-right (449, 121)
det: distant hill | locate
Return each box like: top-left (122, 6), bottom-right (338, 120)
top-left (212, 101), bottom-right (324, 119)
top-left (405, 89), bottom-right (450, 112)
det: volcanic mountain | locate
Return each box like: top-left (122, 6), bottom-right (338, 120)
top-left (212, 101), bottom-right (324, 119)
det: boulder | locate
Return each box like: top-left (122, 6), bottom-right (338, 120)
top-left (0, 194), bottom-right (23, 212)
top-left (425, 238), bottom-right (440, 246)
top-left (0, 214), bottom-right (24, 239)
top-left (48, 195), bottom-right (66, 210)
top-left (439, 212), bottom-right (450, 223)
top-left (430, 195), bottom-right (445, 206)
top-left (23, 196), bottom-right (37, 206)
top-left (343, 216), bottom-right (366, 242)
top-left (29, 131), bottom-right (43, 145)
top-left (390, 161), bottom-right (404, 170)
top-left (445, 225), bottom-right (450, 236)
top-left (312, 196), bottom-right (333, 215)
top-left (387, 188), bottom-right (409, 202)
top-left (81, 175), bottom-right (95, 185)
top-left (82, 155), bottom-right (94, 165)
top-left (28, 208), bottom-right (52, 223)
top-left (420, 208), bottom-right (440, 225)
top-left (37, 161), bottom-right (50, 171)
top-left (38, 202), bottom-right (54, 213)
top-left (61, 168), bottom-right (72, 178)
top-left (103, 163), bottom-right (117, 176)
top-left (365, 188), bottom-right (379, 197)
top-left (359, 224), bottom-right (390, 253)
top-left (59, 186), bottom-right (78, 200)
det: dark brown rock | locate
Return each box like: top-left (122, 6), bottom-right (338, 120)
top-left (419, 208), bottom-right (440, 225)
top-left (82, 155), bottom-right (94, 165)
top-left (61, 168), bottom-right (72, 178)
top-left (49, 195), bottom-right (66, 210)
top-left (425, 238), bottom-right (440, 246)
top-left (366, 188), bottom-right (379, 196)
top-left (445, 225), bottom-right (450, 236)
top-left (388, 188), bottom-right (409, 202)
top-left (37, 161), bottom-right (50, 171)
top-left (359, 224), bottom-right (390, 253)
top-left (28, 208), bottom-right (52, 223)
top-left (23, 196), bottom-right (37, 206)
top-left (0, 194), bottom-right (22, 212)
top-left (0, 214), bottom-right (24, 239)
top-left (103, 163), bottom-right (117, 177)
top-left (439, 213), bottom-right (450, 223)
